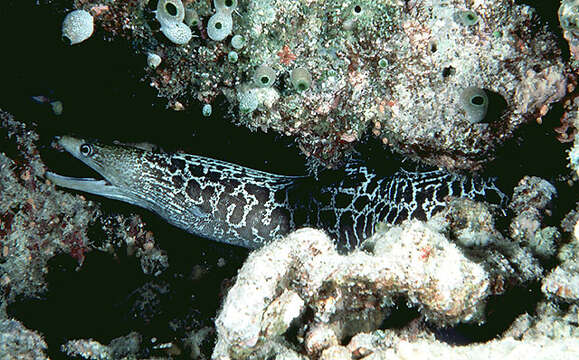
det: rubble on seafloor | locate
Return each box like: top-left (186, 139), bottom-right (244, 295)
top-left (54, 0), bottom-right (569, 170)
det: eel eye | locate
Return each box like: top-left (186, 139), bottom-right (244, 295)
top-left (79, 143), bottom-right (93, 157)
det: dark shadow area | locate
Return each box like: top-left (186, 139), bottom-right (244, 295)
top-left (484, 90), bottom-right (509, 125)
top-left (490, 100), bottom-right (576, 225)
top-left (7, 251), bottom-right (147, 357)
top-left (516, 0), bottom-right (569, 62)
top-left (379, 298), bottom-right (421, 330)
top-left (6, 229), bottom-right (247, 358)
top-left (433, 282), bottom-right (542, 345)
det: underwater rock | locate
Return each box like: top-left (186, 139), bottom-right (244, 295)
top-left (0, 110), bottom-right (98, 300)
top-left (509, 176), bottom-right (560, 259)
top-left (542, 264), bottom-right (579, 302)
top-left (213, 203), bottom-right (544, 360)
top-left (559, 0), bottom-right (579, 61)
top-left (61, 332), bottom-right (141, 360)
top-left (60, 0), bottom-right (569, 169)
top-left (542, 208), bottom-right (579, 303)
top-left (61, 339), bottom-right (111, 359)
top-left (0, 110), bottom-right (171, 304)
top-left (350, 335), bottom-right (579, 359)
top-left (559, 90), bottom-right (579, 176)
top-left (0, 318), bottom-right (47, 359)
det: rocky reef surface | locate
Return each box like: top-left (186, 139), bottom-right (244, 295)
top-left (212, 192), bottom-right (577, 359)
top-left (48, 0), bottom-right (570, 170)
top-left (1, 0), bottom-right (579, 359)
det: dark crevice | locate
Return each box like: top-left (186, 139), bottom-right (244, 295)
top-left (432, 283), bottom-right (542, 345)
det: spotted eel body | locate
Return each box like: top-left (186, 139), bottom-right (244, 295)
top-left (46, 136), bottom-right (507, 251)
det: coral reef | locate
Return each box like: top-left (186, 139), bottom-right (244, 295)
top-left (3, 105), bottom-right (575, 359)
top-left (542, 204), bottom-right (579, 303)
top-left (558, 88), bottom-right (579, 177)
top-left (0, 318), bottom-right (47, 360)
top-left (156, 0), bottom-right (193, 45)
top-left (558, 1), bottom-right (579, 177)
top-left (0, 110), bottom-right (99, 300)
top-left (0, 110), bottom-right (171, 303)
top-left (1, 1), bottom-right (578, 359)
top-left (212, 200), bottom-right (546, 360)
top-left (61, 332), bottom-right (141, 360)
top-left (509, 176), bottom-right (560, 259)
top-left (60, 0), bottom-right (568, 169)
top-left (0, 110), bottom-right (210, 357)
top-left (213, 176), bottom-right (572, 359)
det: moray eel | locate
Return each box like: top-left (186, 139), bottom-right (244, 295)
top-left (46, 136), bottom-right (507, 251)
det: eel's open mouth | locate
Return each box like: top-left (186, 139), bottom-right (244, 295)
top-left (46, 170), bottom-right (140, 205)
top-left (45, 171), bottom-right (117, 196)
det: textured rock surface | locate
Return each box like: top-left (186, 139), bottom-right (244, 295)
top-left (542, 206), bottom-right (579, 303)
top-left (0, 110), bottom-right (99, 300)
top-left (213, 209), bottom-right (545, 359)
top-left (0, 318), bottom-right (48, 360)
top-left (509, 176), bottom-right (560, 259)
top-left (560, 0), bottom-right (579, 62)
top-left (213, 217), bottom-right (578, 359)
top-left (58, 0), bottom-right (568, 169)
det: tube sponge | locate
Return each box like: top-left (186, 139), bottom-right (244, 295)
top-left (231, 34), bottom-right (245, 49)
top-left (202, 104), bottom-right (213, 117)
top-left (227, 51), bottom-right (239, 63)
top-left (254, 65), bottom-right (276, 87)
top-left (460, 87), bottom-right (488, 124)
top-left (160, 21), bottom-right (192, 45)
top-left (290, 67), bottom-right (313, 92)
top-left (156, 0), bottom-right (192, 45)
top-left (214, 0), bottom-right (238, 14)
top-left (147, 53), bottom-right (162, 68)
top-left (156, 0), bottom-right (185, 24)
top-left (62, 10), bottom-right (94, 45)
top-left (207, 12), bottom-right (233, 41)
